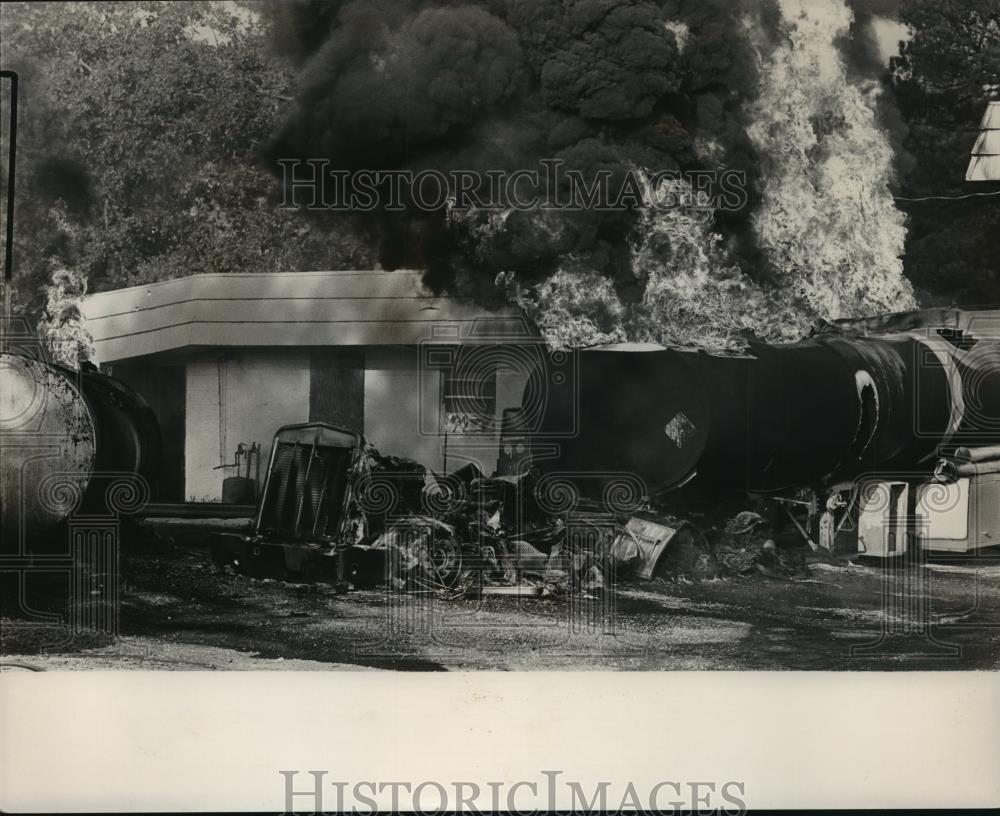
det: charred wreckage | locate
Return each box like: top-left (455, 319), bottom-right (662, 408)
top-left (3, 307), bottom-right (998, 599)
top-left (206, 306), bottom-right (1000, 591)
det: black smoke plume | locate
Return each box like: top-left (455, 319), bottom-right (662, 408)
top-left (262, 0), bottom-right (913, 342)
top-left (262, 1), bottom-right (762, 294)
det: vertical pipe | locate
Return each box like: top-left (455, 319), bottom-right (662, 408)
top-left (217, 356), bottom-right (227, 467)
top-left (2, 71), bottom-right (17, 284)
top-left (254, 443), bottom-right (261, 501)
top-left (1, 71), bottom-right (20, 348)
top-left (252, 438), bottom-right (282, 533)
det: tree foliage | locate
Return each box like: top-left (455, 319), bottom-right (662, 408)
top-left (1, 0), bottom-right (996, 334)
top-left (1, 1), bottom-right (368, 321)
top-left (890, 0), bottom-right (1000, 306)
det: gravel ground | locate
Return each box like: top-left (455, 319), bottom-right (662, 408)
top-left (3, 541), bottom-right (999, 671)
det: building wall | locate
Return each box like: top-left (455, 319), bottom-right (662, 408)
top-left (185, 351), bottom-right (310, 501)
top-left (309, 349), bottom-right (364, 430)
top-left (181, 345), bottom-right (526, 500)
top-left (363, 347), bottom-right (444, 472)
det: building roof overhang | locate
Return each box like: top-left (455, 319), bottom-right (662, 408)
top-left (80, 270), bottom-right (535, 363)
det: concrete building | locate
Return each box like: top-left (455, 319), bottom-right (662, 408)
top-left (80, 271), bottom-right (537, 502)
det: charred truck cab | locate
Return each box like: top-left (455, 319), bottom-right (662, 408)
top-left (210, 423), bottom-right (363, 580)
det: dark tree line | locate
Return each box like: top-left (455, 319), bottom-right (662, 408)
top-left (0, 0), bottom-right (996, 329)
top-left (1, 1), bottom-right (370, 321)
top-left (890, 0), bottom-right (1000, 306)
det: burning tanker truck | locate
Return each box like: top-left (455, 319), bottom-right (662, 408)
top-left (503, 308), bottom-right (1000, 553)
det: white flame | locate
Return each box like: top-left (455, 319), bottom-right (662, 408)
top-left (38, 268), bottom-right (96, 369)
top-left (505, 265), bottom-right (628, 350)
top-left (510, 0), bottom-right (916, 349)
top-left (512, 173), bottom-right (813, 350)
top-left (747, 0), bottom-right (915, 319)
top-left (629, 176), bottom-right (807, 347)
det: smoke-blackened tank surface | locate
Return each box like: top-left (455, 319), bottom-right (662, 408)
top-left (685, 333), bottom-right (956, 493)
top-left (528, 309), bottom-right (1000, 500)
top-left (1, 353), bottom-right (97, 549)
top-left (537, 339), bottom-right (914, 496)
top-left (694, 338), bottom-right (879, 493)
top-left (948, 336), bottom-right (1000, 448)
top-left (819, 308), bottom-right (1000, 452)
top-left (808, 334), bottom-right (951, 478)
top-left (530, 341), bottom-right (876, 497)
top-left (0, 352), bottom-right (161, 553)
top-left (528, 347), bottom-right (713, 496)
top-left (79, 366), bottom-right (161, 481)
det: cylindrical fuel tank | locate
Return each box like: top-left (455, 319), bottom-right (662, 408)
top-left (0, 352), bottom-right (161, 552)
top-left (527, 324), bottom-right (1000, 499)
top-left (946, 336), bottom-right (1000, 447)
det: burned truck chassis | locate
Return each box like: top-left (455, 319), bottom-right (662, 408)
top-left (206, 422), bottom-right (708, 590)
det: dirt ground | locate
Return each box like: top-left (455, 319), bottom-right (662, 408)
top-left (3, 539), bottom-right (1000, 671)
